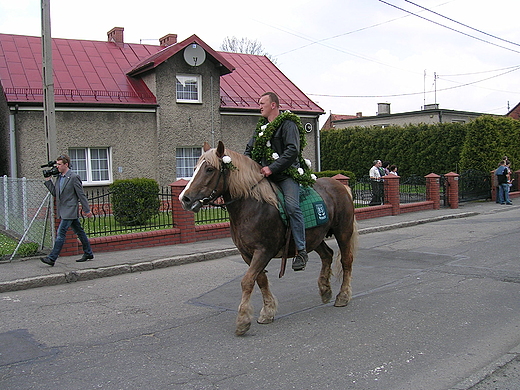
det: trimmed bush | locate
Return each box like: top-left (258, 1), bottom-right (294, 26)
top-left (316, 170), bottom-right (356, 180)
top-left (110, 178), bottom-right (160, 226)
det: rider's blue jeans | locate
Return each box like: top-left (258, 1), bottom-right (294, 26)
top-left (277, 177), bottom-right (306, 251)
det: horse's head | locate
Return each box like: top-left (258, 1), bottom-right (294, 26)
top-left (180, 141), bottom-right (229, 213)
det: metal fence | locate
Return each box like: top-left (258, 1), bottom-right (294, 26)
top-left (350, 176), bottom-right (374, 206)
top-left (350, 175), bottom-right (427, 207)
top-left (81, 187), bottom-right (230, 235)
top-left (82, 187), bottom-right (175, 237)
top-left (194, 198), bottom-right (230, 226)
top-left (458, 169), bottom-right (492, 203)
top-left (399, 175), bottom-right (427, 203)
top-left (0, 176), bottom-right (54, 250)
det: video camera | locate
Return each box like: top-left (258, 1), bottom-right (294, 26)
top-left (41, 161), bottom-right (59, 178)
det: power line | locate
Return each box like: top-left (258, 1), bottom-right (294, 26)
top-left (438, 64), bottom-right (520, 77)
top-left (404, 0), bottom-right (520, 48)
top-left (307, 65), bottom-right (520, 99)
top-left (378, 0), bottom-right (520, 55)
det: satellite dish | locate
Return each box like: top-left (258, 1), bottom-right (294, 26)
top-left (184, 44), bottom-right (206, 66)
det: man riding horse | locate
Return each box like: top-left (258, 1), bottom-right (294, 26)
top-left (245, 92), bottom-right (309, 271)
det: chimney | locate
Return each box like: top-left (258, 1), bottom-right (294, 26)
top-left (377, 103), bottom-right (390, 115)
top-left (160, 34), bottom-right (178, 47)
top-left (108, 27), bottom-right (124, 44)
top-left (356, 112), bottom-right (363, 118)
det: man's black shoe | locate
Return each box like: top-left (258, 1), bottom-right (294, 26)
top-left (76, 254), bottom-right (94, 263)
top-left (292, 250), bottom-right (308, 271)
top-left (40, 257), bottom-right (55, 267)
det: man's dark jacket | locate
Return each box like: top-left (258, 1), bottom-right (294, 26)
top-left (245, 119), bottom-right (300, 182)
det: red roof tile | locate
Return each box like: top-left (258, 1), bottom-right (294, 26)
top-left (219, 52), bottom-right (322, 113)
top-left (0, 33), bottom-right (322, 113)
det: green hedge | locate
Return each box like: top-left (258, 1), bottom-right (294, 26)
top-left (110, 178), bottom-right (161, 226)
top-left (321, 115), bottom-right (520, 177)
top-left (316, 170), bottom-right (356, 180)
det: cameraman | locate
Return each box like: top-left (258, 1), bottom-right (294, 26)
top-left (41, 154), bottom-right (94, 266)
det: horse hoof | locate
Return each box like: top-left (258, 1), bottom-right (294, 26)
top-left (235, 322), bottom-right (251, 336)
top-left (321, 290), bottom-right (332, 304)
top-left (334, 296), bottom-right (350, 307)
top-left (257, 316), bottom-right (274, 324)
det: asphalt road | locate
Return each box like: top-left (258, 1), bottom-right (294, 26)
top-left (1, 206), bottom-right (519, 390)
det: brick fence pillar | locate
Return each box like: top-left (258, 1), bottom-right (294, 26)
top-left (444, 172), bottom-right (459, 209)
top-left (332, 173), bottom-right (350, 186)
top-left (383, 174), bottom-right (400, 215)
top-left (490, 170), bottom-right (497, 202)
top-left (170, 179), bottom-right (196, 244)
top-left (425, 173), bottom-right (441, 210)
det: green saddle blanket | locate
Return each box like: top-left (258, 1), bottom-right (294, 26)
top-left (277, 186), bottom-right (329, 229)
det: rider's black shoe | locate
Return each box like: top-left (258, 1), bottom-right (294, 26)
top-left (292, 250), bottom-right (308, 271)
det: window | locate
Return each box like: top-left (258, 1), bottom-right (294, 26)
top-left (176, 74), bottom-right (202, 103)
top-left (69, 148), bottom-right (112, 185)
top-left (176, 147), bottom-right (202, 179)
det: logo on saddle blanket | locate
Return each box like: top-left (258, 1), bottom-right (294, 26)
top-left (277, 186), bottom-right (329, 229)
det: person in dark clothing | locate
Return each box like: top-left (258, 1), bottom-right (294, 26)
top-left (245, 92), bottom-right (308, 271)
top-left (495, 160), bottom-right (512, 205)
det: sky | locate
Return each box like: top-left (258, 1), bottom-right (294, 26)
top-left (2, 0), bottom-right (520, 126)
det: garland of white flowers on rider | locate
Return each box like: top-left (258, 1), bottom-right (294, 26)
top-left (248, 111), bottom-right (317, 187)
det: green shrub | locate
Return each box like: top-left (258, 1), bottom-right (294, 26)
top-left (316, 170), bottom-right (356, 180)
top-left (110, 178), bottom-right (161, 226)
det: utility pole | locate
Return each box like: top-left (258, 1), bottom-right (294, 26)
top-left (433, 72), bottom-right (438, 105)
top-left (41, 0), bottom-right (57, 161)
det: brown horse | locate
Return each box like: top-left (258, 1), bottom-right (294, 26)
top-left (180, 141), bottom-right (357, 336)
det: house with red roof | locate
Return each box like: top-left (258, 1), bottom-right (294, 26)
top-left (0, 28), bottom-right (323, 186)
top-left (506, 102), bottom-right (520, 120)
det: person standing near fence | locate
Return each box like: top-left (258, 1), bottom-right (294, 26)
top-left (369, 159), bottom-right (385, 206)
top-left (41, 154), bottom-right (94, 266)
top-left (495, 160), bottom-right (512, 206)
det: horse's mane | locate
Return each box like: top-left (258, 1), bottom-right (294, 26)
top-left (201, 148), bottom-right (278, 207)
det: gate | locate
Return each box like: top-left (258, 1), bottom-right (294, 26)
top-left (458, 169), bottom-right (491, 202)
top-left (440, 170), bottom-right (491, 207)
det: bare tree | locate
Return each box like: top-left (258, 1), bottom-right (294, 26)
top-left (220, 36), bottom-right (277, 64)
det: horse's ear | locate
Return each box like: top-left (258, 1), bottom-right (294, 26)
top-left (216, 141), bottom-right (225, 158)
top-left (203, 142), bottom-right (211, 152)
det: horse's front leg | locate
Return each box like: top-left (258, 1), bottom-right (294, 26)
top-left (257, 270), bottom-right (278, 324)
top-left (236, 269), bottom-right (256, 336)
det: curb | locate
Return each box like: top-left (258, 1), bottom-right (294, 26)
top-left (0, 248), bottom-right (240, 294)
top-left (0, 212), bottom-right (478, 294)
top-left (357, 211), bottom-right (479, 235)
top-left (449, 343), bottom-right (520, 390)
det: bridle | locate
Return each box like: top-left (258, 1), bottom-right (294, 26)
top-left (199, 160), bottom-right (234, 208)
top-left (198, 158), bottom-right (265, 209)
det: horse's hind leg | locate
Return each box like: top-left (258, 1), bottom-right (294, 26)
top-left (314, 241), bottom-right (334, 304)
top-left (334, 227), bottom-right (356, 307)
top-left (257, 270), bottom-right (278, 324)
